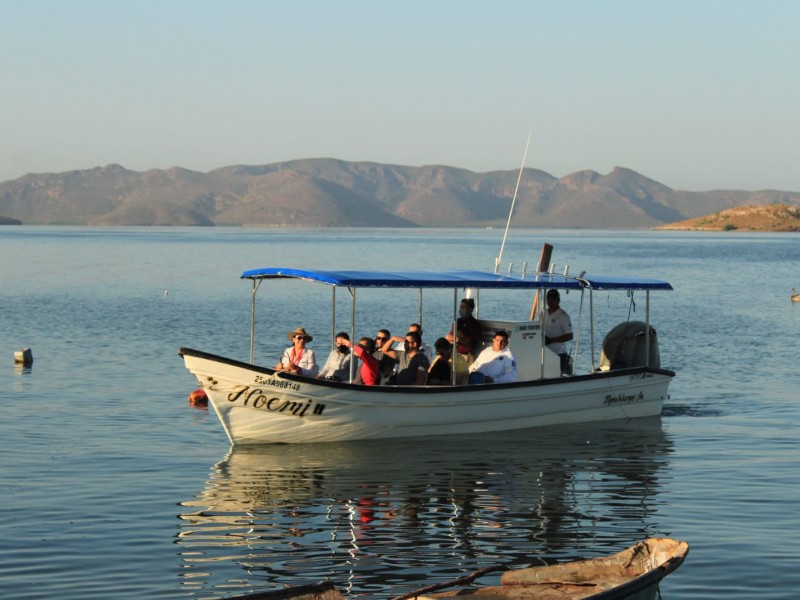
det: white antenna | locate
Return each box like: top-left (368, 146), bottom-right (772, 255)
top-left (495, 130), bottom-right (532, 273)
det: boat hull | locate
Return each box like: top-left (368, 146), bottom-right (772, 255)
top-left (180, 347), bottom-right (674, 445)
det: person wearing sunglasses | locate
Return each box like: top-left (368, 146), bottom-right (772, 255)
top-left (275, 327), bottom-right (319, 377)
top-left (374, 329), bottom-right (396, 381)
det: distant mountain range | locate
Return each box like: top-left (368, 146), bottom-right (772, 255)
top-left (1, 159), bottom-right (799, 228)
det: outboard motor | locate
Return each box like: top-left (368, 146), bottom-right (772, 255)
top-left (599, 321), bottom-right (660, 370)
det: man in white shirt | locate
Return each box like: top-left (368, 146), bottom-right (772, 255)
top-left (544, 289), bottom-right (574, 375)
top-left (468, 330), bottom-right (517, 384)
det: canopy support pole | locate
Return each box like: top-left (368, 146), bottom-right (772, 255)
top-left (537, 288), bottom-right (546, 380)
top-left (350, 287), bottom-right (357, 383)
top-left (589, 290), bottom-right (596, 372)
top-left (451, 288), bottom-right (458, 385)
top-left (573, 287), bottom-right (586, 374)
top-left (249, 279), bottom-right (262, 364)
top-left (331, 287), bottom-right (336, 351)
top-left (645, 290), bottom-right (651, 366)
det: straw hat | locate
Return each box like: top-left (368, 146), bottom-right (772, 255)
top-left (288, 327), bottom-right (313, 342)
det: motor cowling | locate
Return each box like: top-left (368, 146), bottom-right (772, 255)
top-left (599, 321), bottom-right (660, 370)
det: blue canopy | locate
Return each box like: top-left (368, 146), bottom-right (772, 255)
top-left (240, 268), bottom-right (672, 291)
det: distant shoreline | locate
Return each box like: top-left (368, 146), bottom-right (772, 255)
top-left (653, 203), bottom-right (800, 232)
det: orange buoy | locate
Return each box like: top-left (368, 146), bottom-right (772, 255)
top-left (188, 388), bottom-right (208, 406)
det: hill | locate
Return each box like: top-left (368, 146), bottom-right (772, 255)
top-left (1, 159), bottom-right (799, 228)
top-left (655, 204), bottom-right (800, 231)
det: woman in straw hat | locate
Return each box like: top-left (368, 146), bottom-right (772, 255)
top-left (275, 327), bottom-right (319, 377)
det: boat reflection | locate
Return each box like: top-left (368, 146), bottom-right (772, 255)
top-left (176, 418), bottom-right (674, 599)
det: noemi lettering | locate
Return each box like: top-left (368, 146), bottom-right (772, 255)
top-left (227, 385), bottom-right (325, 417)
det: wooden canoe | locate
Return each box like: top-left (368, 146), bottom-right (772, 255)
top-left (226, 538), bottom-right (688, 600)
top-left (409, 538), bottom-right (689, 600)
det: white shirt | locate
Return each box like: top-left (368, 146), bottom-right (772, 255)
top-left (469, 347), bottom-right (517, 383)
top-left (279, 347), bottom-right (319, 377)
top-left (545, 307), bottom-right (572, 355)
top-left (419, 341), bottom-right (433, 361)
top-left (319, 349), bottom-right (353, 380)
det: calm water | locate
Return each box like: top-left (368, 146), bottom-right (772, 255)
top-left (1, 226), bottom-right (798, 599)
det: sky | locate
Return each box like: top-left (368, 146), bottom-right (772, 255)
top-left (1, 0), bottom-right (798, 191)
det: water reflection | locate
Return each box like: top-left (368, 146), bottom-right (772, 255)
top-left (177, 418), bottom-right (674, 599)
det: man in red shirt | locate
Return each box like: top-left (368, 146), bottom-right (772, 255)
top-left (343, 337), bottom-right (380, 385)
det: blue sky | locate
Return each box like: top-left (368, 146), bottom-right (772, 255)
top-left (2, 0), bottom-right (798, 190)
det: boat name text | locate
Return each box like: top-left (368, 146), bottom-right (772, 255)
top-left (227, 385), bottom-right (325, 417)
top-left (603, 391), bottom-right (644, 406)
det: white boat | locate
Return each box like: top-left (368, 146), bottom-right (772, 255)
top-left (180, 266), bottom-right (675, 445)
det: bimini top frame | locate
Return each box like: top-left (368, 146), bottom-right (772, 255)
top-left (241, 268), bottom-right (673, 368)
top-left (241, 268), bottom-right (673, 292)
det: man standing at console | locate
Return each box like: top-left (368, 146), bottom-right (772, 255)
top-left (544, 289), bottom-right (573, 375)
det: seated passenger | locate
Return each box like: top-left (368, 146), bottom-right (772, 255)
top-left (373, 329), bottom-right (396, 381)
top-left (427, 337), bottom-right (468, 385)
top-left (427, 338), bottom-right (453, 385)
top-left (317, 331), bottom-right (353, 381)
top-left (408, 323), bottom-right (433, 360)
top-left (275, 327), bottom-right (319, 377)
top-left (468, 330), bottom-right (516, 384)
top-left (343, 337), bottom-right (380, 386)
top-left (381, 331), bottom-right (429, 385)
